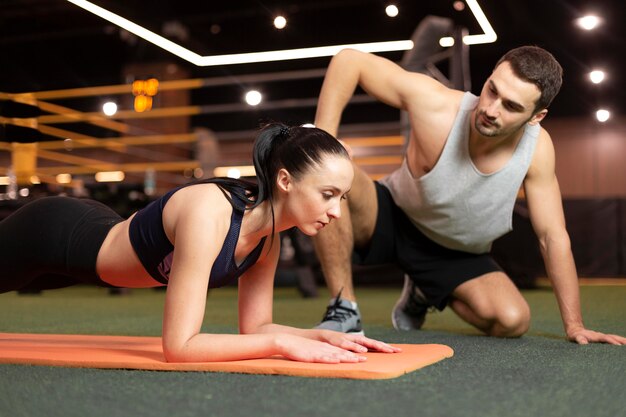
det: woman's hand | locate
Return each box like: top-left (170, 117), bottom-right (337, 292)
top-left (317, 330), bottom-right (402, 354)
top-left (274, 334), bottom-right (368, 363)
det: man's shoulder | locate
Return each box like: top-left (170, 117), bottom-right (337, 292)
top-left (534, 125), bottom-right (554, 152)
top-left (409, 87), bottom-right (465, 115)
top-left (526, 126), bottom-right (556, 178)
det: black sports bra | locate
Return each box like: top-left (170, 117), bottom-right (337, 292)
top-left (128, 181), bottom-right (267, 288)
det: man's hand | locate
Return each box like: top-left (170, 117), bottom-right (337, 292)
top-left (567, 327), bottom-right (626, 345)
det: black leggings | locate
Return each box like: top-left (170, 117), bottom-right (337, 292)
top-left (0, 196), bottom-right (123, 293)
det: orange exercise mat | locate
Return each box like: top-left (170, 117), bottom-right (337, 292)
top-left (0, 332), bottom-right (453, 379)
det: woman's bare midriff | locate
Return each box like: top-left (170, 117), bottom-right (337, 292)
top-left (95, 213), bottom-right (165, 288)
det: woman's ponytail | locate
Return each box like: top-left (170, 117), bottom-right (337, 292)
top-left (251, 123), bottom-right (289, 211)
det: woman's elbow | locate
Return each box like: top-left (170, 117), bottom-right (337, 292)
top-left (162, 343), bottom-right (185, 363)
top-left (162, 337), bottom-right (193, 363)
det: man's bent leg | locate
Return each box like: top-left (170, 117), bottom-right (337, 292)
top-left (312, 198), bottom-right (356, 300)
top-left (313, 164), bottom-right (378, 301)
top-left (313, 164), bottom-right (378, 333)
top-left (449, 271), bottom-right (531, 337)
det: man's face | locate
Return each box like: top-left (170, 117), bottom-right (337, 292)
top-left (475, 61), bottom-right (546, 138)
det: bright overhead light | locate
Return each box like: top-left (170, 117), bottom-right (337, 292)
top-left (576, 15), bottom-right (601, 30)
top-left (385, 5), bottom-right (399, 18)
top-left (102, 101), bottom-right (117, 116)
top-left (439, 37), bottom-right (455, 48)
top-left (63, 0), bottom-right (410, 66)
top-left (197, 40), bottom-right (415, 66)
top-left (589, 70), bottom-right (605, 84)
top-left (595, 109), bottom-right (610, 122)
top-left (274, 16), bottom-right (287, 29)
top-left (440, 0), bottom-right (497, 46)
top-left (245, 90), bottom-right (262, 106)
top-left (67, 0), bottom-right (494, 66)
top-left (66, 0), bottom-right (203, 64)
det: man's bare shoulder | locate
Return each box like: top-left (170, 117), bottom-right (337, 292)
top-left (405, 82), bottom-right (465, 114)
top-left (528, 126), bottom-right (556, 178)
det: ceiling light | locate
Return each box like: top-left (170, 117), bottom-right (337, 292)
top-left (102, 101), bottom-right (117, 116)
top-left (439, 37), bottom-right (455, 47)
top-left (385, 5), bottom-right (399, 18)
top-left (576, 15), bottom-right (601, 30)
top-left (67, 0), bottom-right (412, 65)
top-left (199, 40), bottom-right (415, 66)
top-left (440, 0), bottom-right (496, 46)
top-left (245, 90), bottom-right (262, 106)
top-left (274, 16), bottom-right (287, 29)
top-left (67, 0), bottom-right (493, 66)
top-left (589, 70), bottom-right (605, 84)
top-left (66, 0), bottom-right (203, 64)
top-left (595, 109), bottom-right (610, 122)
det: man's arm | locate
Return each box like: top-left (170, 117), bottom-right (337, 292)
top-left (314, 48), bottom-right (449, 136)
top-left (524, 130), bottom-right (625, 345)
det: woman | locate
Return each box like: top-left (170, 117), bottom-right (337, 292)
top-left (0, 123), bottom-right (400, 363)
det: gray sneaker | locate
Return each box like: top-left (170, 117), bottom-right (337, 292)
top-left (315, 294), bottom-right (363, 334)
top-left (392, 275), bottom-right (429, 331)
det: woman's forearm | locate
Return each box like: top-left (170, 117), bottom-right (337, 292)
top-left (162, 332), bottom-right (282, 362)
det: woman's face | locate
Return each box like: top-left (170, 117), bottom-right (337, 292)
top-left (279, 154), bottom-right (354, 236)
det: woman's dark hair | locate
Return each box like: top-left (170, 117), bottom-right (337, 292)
top-left (205, 122), bottom-right (349, 247)
top-left (495, 45), bottom-right (563, 113)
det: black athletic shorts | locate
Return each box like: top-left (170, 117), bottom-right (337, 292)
top-left (353, 182), bottom-right (502, 310)
top-left (0, 196), bottom-right (123, 293)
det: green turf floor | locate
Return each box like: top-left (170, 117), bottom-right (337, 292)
top-left (1, 285), bottom-right (624, 417)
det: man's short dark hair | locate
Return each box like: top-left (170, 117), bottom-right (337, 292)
top-left (495, 46), bottom-right (563, 113)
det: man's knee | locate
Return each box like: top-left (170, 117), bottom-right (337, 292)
top-left (488, 303), bottom-right (531, 338)
top-left (452, 271), bottom-right (531, 338)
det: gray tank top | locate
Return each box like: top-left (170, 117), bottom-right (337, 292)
top-left (380, 92), bottom-right (539, 254)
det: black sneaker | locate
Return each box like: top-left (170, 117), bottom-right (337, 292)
top-left (392, 274), bottom-right (429, 331)
top-left (315, 291), bottom-right (363, 334)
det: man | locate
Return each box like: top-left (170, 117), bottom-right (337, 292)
top-left (313, 45), bottom-right (624, 345)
